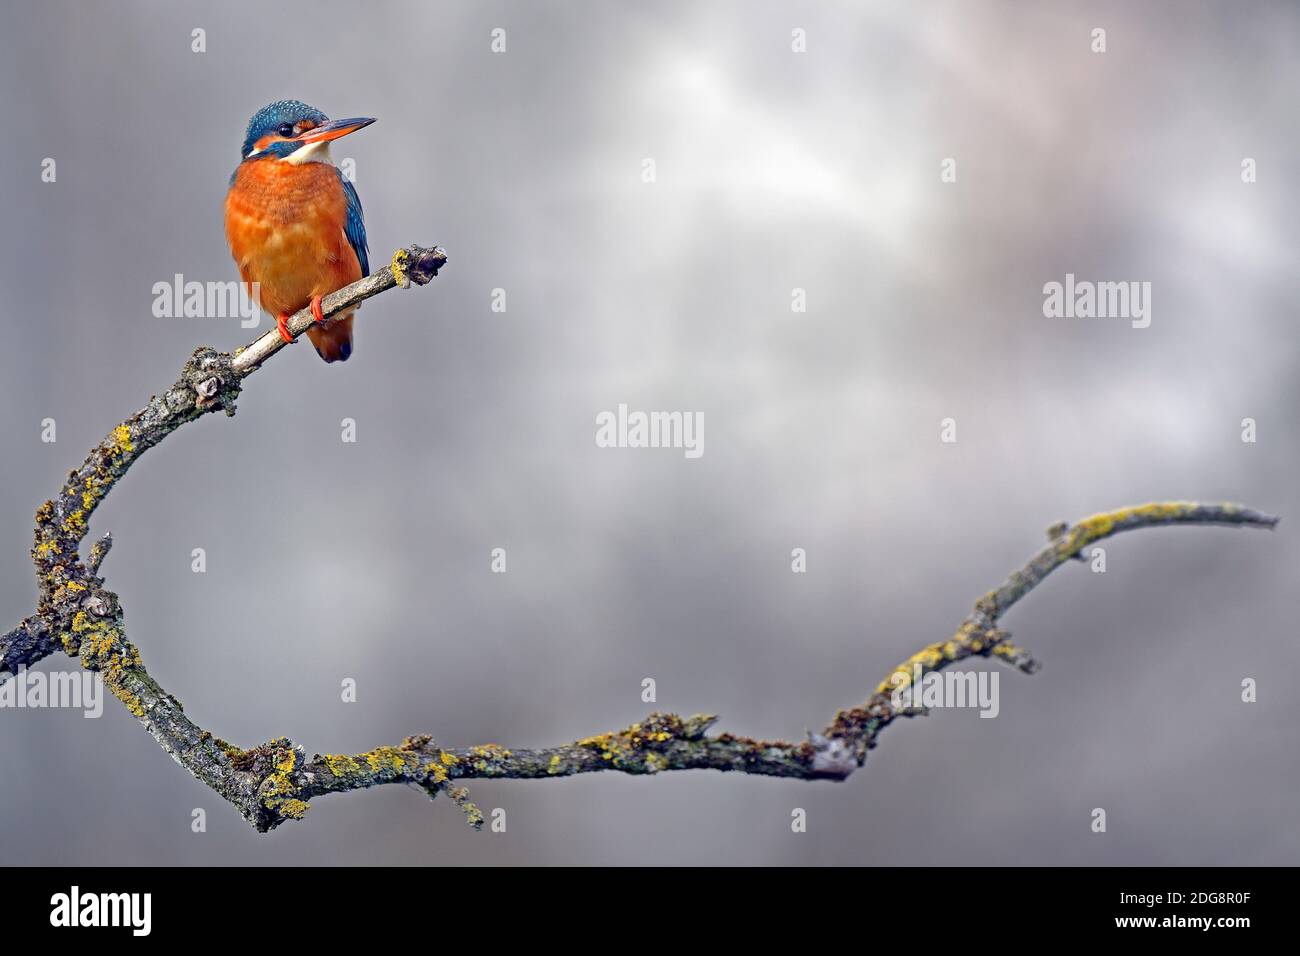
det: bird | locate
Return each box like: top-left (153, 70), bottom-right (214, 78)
top-left (224, 100), bottom-right (374, 362)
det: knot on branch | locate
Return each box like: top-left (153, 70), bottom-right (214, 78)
top-left (226, 737), bottom-right (313, 829)
top-left (819, 694), bottom-right (895, 766)
top-left (390, 245), bottom-right (447, 289)
top-left (177, 347), bottom-right (240, 416)
top-left (80, 587), bottom-right (117, 621)
top-left (808, 734), bottom-right (860, 778)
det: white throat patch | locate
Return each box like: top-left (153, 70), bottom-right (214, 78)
top-left (284, 140), bottom-right (335, 166)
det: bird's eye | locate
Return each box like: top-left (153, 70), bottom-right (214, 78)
top-left (278, 123), bottom-right (294, 137)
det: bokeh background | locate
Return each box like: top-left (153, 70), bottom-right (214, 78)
top-left (2, 0), bottom-right (1297, 865)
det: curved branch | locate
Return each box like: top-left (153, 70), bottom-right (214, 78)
top-left (0, 242), bottom-right (1279, 830)
top-left (6, 490), bottom-right (1278, 832)
top-left (254, 501), bottom-right (1278, 828)
top-left (13, 245), bottom-right (446, 678)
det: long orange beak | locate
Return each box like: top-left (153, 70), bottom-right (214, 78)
top-left (298, 117), bottom-right (376, 144)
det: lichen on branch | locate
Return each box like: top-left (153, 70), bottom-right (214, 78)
top-left (0, 241), bottom-right (1279, 831)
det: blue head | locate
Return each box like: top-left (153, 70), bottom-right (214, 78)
top-left (239, 99), bottom-right (375, 163)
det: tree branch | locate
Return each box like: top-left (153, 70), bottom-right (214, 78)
top-left (0, 616), bottom-right (56, 677)
top-left (0, 243), bottom-right (1279, 830)
top-left (9, 244), bottom-right (446, 680)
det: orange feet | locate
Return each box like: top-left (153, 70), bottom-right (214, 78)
top-left (276, 313), bottom-right (294, 343)
top-left (310, 295), bottom-right (325, 325)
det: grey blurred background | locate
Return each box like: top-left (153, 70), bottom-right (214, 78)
top-left (1, 0), bottom-right (1297, 865)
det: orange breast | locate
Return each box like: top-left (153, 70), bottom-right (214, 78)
top-left (224, 161), bottom-right (362, 317)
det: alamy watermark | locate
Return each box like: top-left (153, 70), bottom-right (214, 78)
top-left (1, 666), bottom-right (102, 717)
top-left (1043, 273), bottom-right (1151, 329)
top-left (889, 663), bottom-right (999, 718)
top-left (595, 403), bottom-right (704, 459)
top-left (50, 886), bottom-right (150, 936)
top-left (152, 275), bottom-right (261, 327)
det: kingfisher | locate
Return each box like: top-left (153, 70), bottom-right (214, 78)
top-left (225, 100), bottom-right (374, 362)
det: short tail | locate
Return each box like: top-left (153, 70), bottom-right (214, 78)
top-left (306, 314), bottom-right (354, 363)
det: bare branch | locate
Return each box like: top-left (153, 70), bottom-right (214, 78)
top-left (1, 240), bottom-right (1279, 831)
top-left (230, 246), bottom-right (446, 374)
top-left (6, 490), bottom-right (1278, 831)
top-left (86, 533), bottom-right (113, 576)
top-left (0, 617), bottom-right (55, 678)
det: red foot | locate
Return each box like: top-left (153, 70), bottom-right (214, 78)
top-left (311, 295), bottom-right (325, 325)
top-left (276, 313), bottom-right (294, 344)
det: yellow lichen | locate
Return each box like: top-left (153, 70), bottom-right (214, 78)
top-left (325, 754), bottom-right (361, 777)
top-left (390, 248), bottom-right (409, 287)
top-left (876, 643), bottom-right (946, 693)
top-left (262, 776), bottom-right (291, 798)
top-left (1077, 513), bottom-right (1114, 538)
top-left (81, 628), bottom-right (119, 661)
top-left (104, 677), bottom-right (147, 718)
top-left (362, 747), bottom-right (407, 773)
top-left (258, 742), bottom-right (303, 803)
top-left (467, 743), bottom-right (511, 771)
top-left (278, 799), bottom-right (310, 819)
top-left (214, 738), bottom-right (244, 760)
top-left (80, 474), bottom-right (105, 510)
top-left (461, 802), bottom-right (484, 828)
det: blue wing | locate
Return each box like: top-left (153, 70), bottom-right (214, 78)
top-left (338, 170), bottom-right (370, 277)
